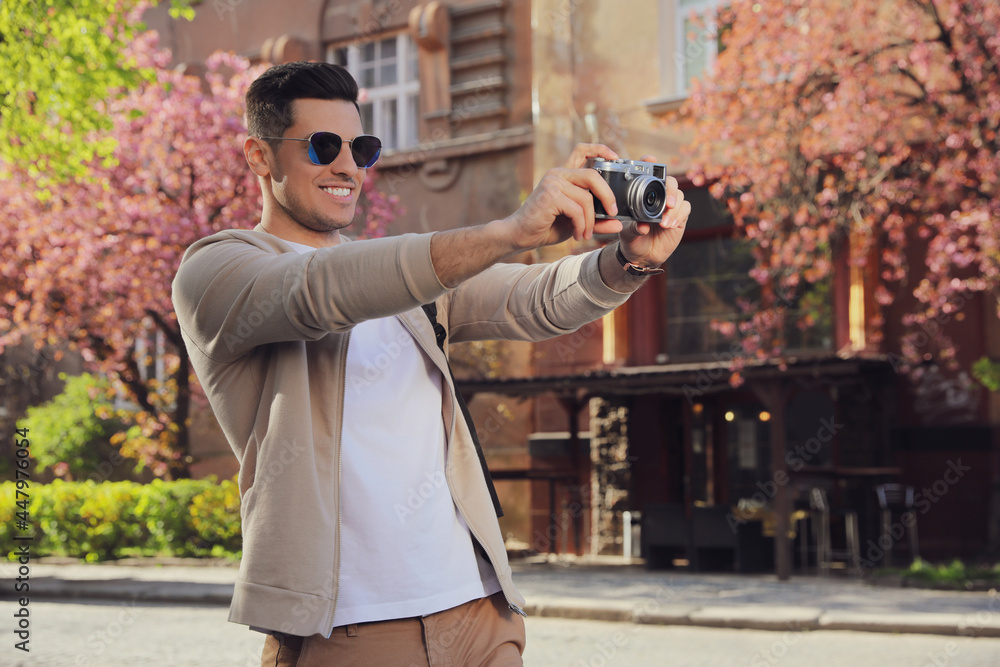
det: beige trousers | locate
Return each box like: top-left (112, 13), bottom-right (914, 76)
top-left (261, 592), bottom-right (525, 667)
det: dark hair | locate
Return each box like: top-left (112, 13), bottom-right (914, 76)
top-left (245, 61), bottom-right (360, 143)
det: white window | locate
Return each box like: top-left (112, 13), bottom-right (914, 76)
top-left (674, 0), bottom-right (729, 96)
top-left (328, 34), bottom-right (420, 151)
top-left (135, 319), bottom-right (166, 384)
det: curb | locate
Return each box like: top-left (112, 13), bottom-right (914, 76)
top-left (15, 578), bottom-right (1000, 638)
top-left (14, 577), bottom-right (234, 606)
top-left (527, 601), bottom-right (1000, 638)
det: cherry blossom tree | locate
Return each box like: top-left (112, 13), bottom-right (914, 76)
top-left (1, 31), bottom-right (406, 478)
top-left (0, 33), bottom-right (264, 477)
top-left (681, 0), bottom-right (999, 381)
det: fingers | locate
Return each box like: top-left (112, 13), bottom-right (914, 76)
top-left (637, 155), bottom-right (685, 227)
top-left (593, 218), bottom-right (624, 235)
top-left (515, 167), bottom-right (619, 246)
top-left (664, 198), bottom-right (691, 230)
top-left (543, 168), bottom-right (619, 240)
top-left (564, 143), bottom-right (619, 169)
top-left (562, 167), bottom-right (618, 221)
top-left (661, 177), bottom-right (688, 229)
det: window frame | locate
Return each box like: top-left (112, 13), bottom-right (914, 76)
top-left (664, 223), bottom-right (758, 362)
top-left (673, 0), bottom-right (729, 98)
top-left (326, 32), bottom-right (420, 151)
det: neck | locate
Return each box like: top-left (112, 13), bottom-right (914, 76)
top-left (259, 199), bottom-right (343, 248)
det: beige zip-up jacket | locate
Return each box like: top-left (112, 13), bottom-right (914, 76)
top-left (171, 226), bottom-right (634, 637)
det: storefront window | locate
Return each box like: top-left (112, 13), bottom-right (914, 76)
top-left (665, 188), bottom-right (756, 360)
top-left (664, 188), bottom-right (833, 360)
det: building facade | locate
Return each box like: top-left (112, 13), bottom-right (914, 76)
top-left (151, 0), bottom-right (1000, 574)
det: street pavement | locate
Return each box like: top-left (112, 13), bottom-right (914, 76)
top-left (5, 601), bottom-right (1000, 667)
top-left (5, 555), bottom-right (1000, 639)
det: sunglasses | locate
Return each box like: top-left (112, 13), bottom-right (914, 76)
top-left (259, 131), bottom-right (382, 168)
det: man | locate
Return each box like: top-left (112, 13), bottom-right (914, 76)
top-left (172, 61), bottom-right (689, 666)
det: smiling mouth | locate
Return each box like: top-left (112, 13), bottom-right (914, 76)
top-left (321, 186), bottom-right (351, 197)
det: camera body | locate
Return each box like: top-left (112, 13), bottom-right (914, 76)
top-left (586, 157), bottom-right (669, 224)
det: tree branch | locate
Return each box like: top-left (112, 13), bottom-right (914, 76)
top-left (86, 332), bottom-right (157, 417)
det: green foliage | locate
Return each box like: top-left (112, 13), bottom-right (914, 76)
top-left (972, 357), bottom-right (1000, 392)
top-left (0, 477), bottom-right (241, 561)
top-left (15, 373), bottom-right (138, 480)
top-left (0, 0), bottom-right (192, 187)
top-left (875, 557), bottom-right (1000, 590)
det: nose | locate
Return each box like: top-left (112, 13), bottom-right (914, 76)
top-left (328, 141), bottom-right (360, 179)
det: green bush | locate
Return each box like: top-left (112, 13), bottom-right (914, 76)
top-left (873, 557), bottom-right (1000, 590)
top-left (15, 373), bottom-right (142, 481)
top-left (0, 477), bottom-right (242, 562)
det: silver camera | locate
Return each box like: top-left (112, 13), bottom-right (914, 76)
top-left (586, 157), bottom-right (668, 224)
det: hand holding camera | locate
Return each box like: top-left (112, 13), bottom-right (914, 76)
top-left (586, 157), bottom-right (670, 224)
top-left (502, 144), bottom-right (688, 269)
top-left (606, 152), bottom-right (689, 275)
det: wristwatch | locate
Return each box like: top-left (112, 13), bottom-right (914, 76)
top-left (615, 244), bottom-right (665, 277)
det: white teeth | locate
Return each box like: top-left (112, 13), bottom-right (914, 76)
top-left (322, 187), bottom-right (351, 197)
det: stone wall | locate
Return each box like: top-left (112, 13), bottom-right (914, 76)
top-left (589, 397), bottom-right (632, 556)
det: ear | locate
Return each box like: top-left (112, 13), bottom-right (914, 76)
top-left (245, 136), bottom-right (272, 178)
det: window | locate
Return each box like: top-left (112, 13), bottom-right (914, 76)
top-left (328, 34), bottom-right (420, 151)
top-left (664, 188), bottom-right (834, 360)
top-left (665, 188), bottom-right (757, 359)
top-left (674, 0), bottom-right (729, 96)
top-left (725, 403), bottom-right (772, 502)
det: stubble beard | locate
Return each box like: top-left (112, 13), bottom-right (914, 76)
top-left (275, 193), bottom-right (355, 235)
top-left (269, 159), bottom-right (358, 234)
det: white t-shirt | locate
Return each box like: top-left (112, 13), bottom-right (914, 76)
top-left (284, 240), bottom-right (501, 628)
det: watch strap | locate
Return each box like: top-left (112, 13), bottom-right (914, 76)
top-left (615, 244), bottom-right (665, 277)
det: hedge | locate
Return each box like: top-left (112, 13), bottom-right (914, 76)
top-left (0, 477), bottom-right (242, 562)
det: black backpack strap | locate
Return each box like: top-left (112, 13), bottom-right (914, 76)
top-left (422, 302), bottom-right (504, 518)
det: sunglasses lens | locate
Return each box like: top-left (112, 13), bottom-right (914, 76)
top-left (308, 132), bottom-right (344, 165)
top-left (306, 133), bottom-right (382, 167)
top-left (351, 135), bottom-right (382, 168)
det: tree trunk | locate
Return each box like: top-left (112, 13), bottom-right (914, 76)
top-left (170, 348), bottom-right (192, 480)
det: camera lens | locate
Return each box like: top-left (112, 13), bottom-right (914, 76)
top-left (626, 176), bottom-right (667, 223)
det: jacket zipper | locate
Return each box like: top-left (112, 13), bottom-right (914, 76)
top-left (330, 329), bottom-right (350, 630)
top-left (397, 314), bottom-right (526, 618)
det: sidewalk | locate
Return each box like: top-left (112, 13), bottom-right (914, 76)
top-left (6, 556), bottom-right (1000, 638)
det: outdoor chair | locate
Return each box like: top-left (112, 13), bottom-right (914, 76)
top-left (875, 483), bottom-right (920, 568)
top-left (690, 504), bottom-right (739, 572)
top-left (791, 483), bottom-right (816, 571)
top-left (810, 487), bottom-right (861, 576)
top-left (642, 503), bottom-right (691, 569)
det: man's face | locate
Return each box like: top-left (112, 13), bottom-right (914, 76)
top-left (266, 98), bottom-right (367, 235)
